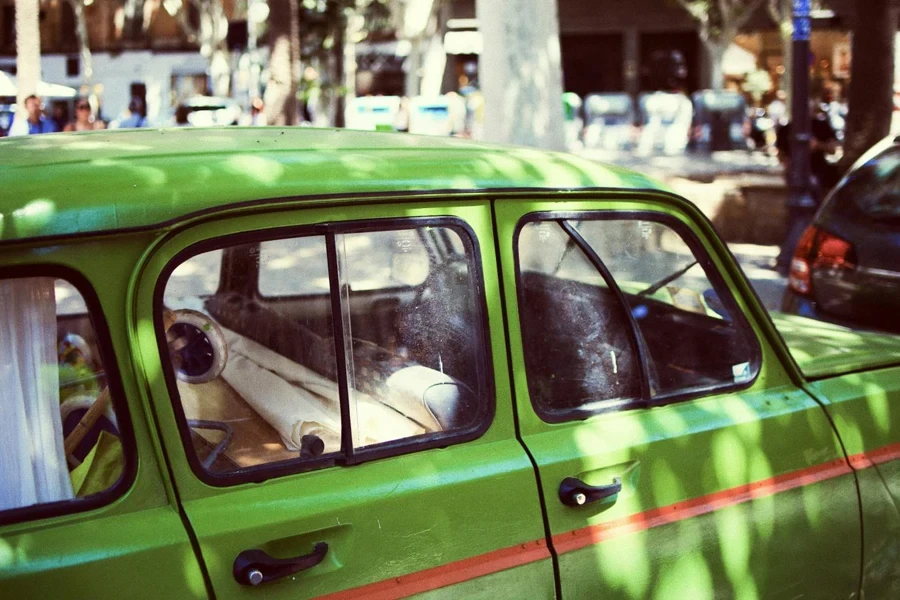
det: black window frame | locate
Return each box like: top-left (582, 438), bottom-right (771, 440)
top-left (153, 216), bottom-right (495, 487)
top-left (514, 210), bottom-right (762, 423)
top-left (0, 265), bottom-right (137, 527)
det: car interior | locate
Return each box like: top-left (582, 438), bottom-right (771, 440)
top-left (518, 218), bottom-right (756, 415)
top-left (160, 226), bottom-right (483, 474)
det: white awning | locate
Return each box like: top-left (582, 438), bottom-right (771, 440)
top-left (0, 71), bottom-right (78, 99)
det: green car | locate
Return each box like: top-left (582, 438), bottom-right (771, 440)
top-left (1, 128), bottom-right (899, 599)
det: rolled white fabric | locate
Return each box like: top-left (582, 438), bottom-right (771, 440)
top-left (381, 365), bottom-right (458, 432)
top-left (218, 327), bottom-right (425, 451)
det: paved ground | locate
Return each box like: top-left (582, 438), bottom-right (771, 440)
top-left (577, 148), bottom-right (783, 182)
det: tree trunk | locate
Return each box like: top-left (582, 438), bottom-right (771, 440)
top-left (705, 42), bottom-right (726, 91)
top-left (15, 0), bottom-right (41, 109)
top-left (342, 12), bottom-right (362, 125)
top-left (67, 0), bottom-right (93, 87)
top-left (264, 0), bottom-right (300, 126)
top-left (476, 0), bottom-right (566, 150)
top-left (842, 0), bottom-right (898, 170)
top-left (330, 1), bottom-right (346, 128)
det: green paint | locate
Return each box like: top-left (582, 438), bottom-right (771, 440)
top-left (771, 312), bottom-right (900, 378)
top-left (0, 128), bottom-right (664, 243)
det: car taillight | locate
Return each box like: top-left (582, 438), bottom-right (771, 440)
top-left (788, 225), bottom-right (856, 296)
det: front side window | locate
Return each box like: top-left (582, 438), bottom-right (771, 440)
top-left (1, 276), bottom-right (127, 522)
top-left (160, 222), bottom-right (489, 480)
top-left (517, 214), bottom-right (760, 420)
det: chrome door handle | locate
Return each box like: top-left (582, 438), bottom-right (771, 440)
top-left (559, 477), bottom-right (622, 507)
top-left (233, 542), bottom-right (328, 586)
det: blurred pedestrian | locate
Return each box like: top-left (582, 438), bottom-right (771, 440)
top-left (115, 97), bottom-right (148, 129)
top-left (64, 99), bottom-right (104, 132)
top-left (8, 95), bottom-right (59, 136)
top-left (239, 97), bottom-right (267, 126)
top-left (775, 102), bottom-right (841, 274)
top-left (50, 103), bottom-right (68, 132)
top-left (175, 104), bottom-right (191, 126)
top-left (775, 102), bottom-right (841, 198)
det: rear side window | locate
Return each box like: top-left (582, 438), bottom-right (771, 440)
top-left (517, 214), bottom-right (760, 420)
top-left (1, 276), bottom-right (129, 523)
top-left (158, 221), bottom-right (490, 482)
top-left (827, 146), bottom-right (900, 222)
top-left (258, 230), bottom-right (429, 296)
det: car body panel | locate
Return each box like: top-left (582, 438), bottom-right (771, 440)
top-left (804, 367), bottom-right (900, 597)
top-left (0, 236), bottom-right (207, 598)
top-left (495, 196), bottom-right (861, 599)
top-left (131, 201), bottom-right (555, 599)
top-left (0, 128), bottom-right (664, 244)
top-left (772, 312), bottom-right (900, 378)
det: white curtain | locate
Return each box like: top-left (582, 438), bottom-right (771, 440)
top-left (0, 277), bottom-right (73, 511)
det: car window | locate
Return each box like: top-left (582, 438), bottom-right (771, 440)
top-left (259, 230), bottom-right (429, 296)
top-left (517, 221), bottom-right (642, 414)
top-left (517, 215), bottom-right (759, 419)
top-left (1, 276), bottom-right (127, 521)
top-left (828, 145), bottom-right (900, 222)
top-left (165, 249), bottom-right (223, 302)
top-left (159, 222), bottom-right (488, 479)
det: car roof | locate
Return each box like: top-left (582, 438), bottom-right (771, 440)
top-left (0, 127), bottom-right (667, 244)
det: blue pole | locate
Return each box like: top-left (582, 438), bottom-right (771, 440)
top-left (778, 0), bottom-right (817, 273)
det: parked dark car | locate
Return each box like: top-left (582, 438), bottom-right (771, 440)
top-left (783, 136), bottom-right (900, 333)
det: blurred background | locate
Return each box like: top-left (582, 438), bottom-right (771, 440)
top-left (3, 0), bottom-right (900, 311)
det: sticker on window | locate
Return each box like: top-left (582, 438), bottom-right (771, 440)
top-left (732, 362), bottom-right (752, 383)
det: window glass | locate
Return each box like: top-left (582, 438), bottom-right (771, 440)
top-left (259, 237), bottom-right (329, 296)
top-left (518, 221), bottom-right (641, 415)
top-left (161, 224), bottom-right (486, 477)
top-left (573, 219), bottom-right (757, 397)
top-left (337, 228), bottom-right (483, 450)
top-left (1, 277), bottom-right (125, 516)
top-left (165, 249), bottom-right (223, 303)
top-left (517, 216), bottom-right (758, 418)
top-left (259, 230), bottom-right (429, 296)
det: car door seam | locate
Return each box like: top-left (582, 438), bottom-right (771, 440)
top-left (490, 198), bottom-right (562, 600)
top-left (136, 368), bottom-right (219, 600)
top-left (800, 382), bottom-right (865, 600)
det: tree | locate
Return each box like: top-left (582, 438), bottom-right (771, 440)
top-left (264, 0), bottom-right (301, 125)
top-left (841, 0), bottom-right (899, 169)
top-left (66, 0), bottom-right (93, 89)
top-left (263, 0), bottom-right (394, 126)
top-left (766, 0), bottom-right (792, 114)
top-left (476, 0), bottom-right (566, 150)
top-left (171, 0), bottom-right (232, 96)
top-left (676, 0), bottom-right (765, 89)
top-left (15, 0), bottom-right (41, 110)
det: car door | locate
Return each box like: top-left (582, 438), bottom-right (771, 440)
top-left (133, 200), bottom-right (555, 599)
top-left (804, 364), bottom-right (900, 598)
top-left (495, 194), bottom-right (862, 598)
top-left (773, 316), bottom-right (900, 596)
top-left (0, 239), bottom-right (207, 598)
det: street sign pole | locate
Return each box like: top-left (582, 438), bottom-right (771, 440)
top-left (778, 0), bottom-right (817, 273)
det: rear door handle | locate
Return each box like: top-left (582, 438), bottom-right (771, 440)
top-left (233, 542), bottom-right (328, 586)
top-left (559, 477), bottom-right (622, 507)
